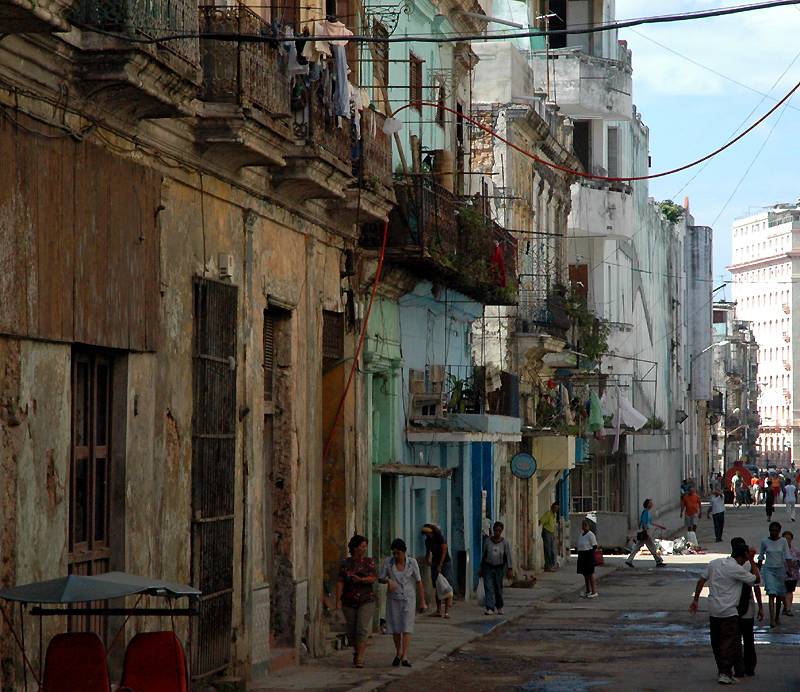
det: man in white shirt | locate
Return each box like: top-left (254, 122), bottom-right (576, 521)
top-left (706, 489), bottom-right (726, 542)
top-left (689, 540), bottom-right (757, 685)
top-left (784, 481), bottom-right (797, 522)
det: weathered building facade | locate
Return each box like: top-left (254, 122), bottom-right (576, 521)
top-left (0, 0), bottom-right (395, 686)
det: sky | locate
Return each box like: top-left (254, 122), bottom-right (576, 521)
top-left (615, 0), bottom-right (800, 297)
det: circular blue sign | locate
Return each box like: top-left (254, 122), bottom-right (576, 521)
top-left (511, 453), bottom-right (537, 479)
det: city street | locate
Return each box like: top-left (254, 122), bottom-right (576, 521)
top-left (380, 504), bottom-right (800, 692)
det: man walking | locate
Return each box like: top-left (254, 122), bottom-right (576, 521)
top-left (681, 486), bottom-right (702, 533)
top-left (731, 538), bottom-right (763, 679)
top-left (689, 539), bottom-right (757, 685)
top-left (540, 502), bottom-right (559, 572)
top-left (707, 489), bottom-right (726, 543)
top-left (480, 521), bottom-right (513, 615)
top-left (625, 499), bottom-right (666, 568)
top-left (784, 479), bottom-right (796, 522)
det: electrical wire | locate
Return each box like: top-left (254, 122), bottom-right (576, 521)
top-left (392, 79), bottom-right (800, 183)
top-left (75, 0), bottom-right (800, 46)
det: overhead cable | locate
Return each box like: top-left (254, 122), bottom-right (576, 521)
top-left (77, 0), bottom-right (800, 46)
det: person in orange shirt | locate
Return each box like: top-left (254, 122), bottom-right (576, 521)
top-left (681, 487), bottom-right (702, 532)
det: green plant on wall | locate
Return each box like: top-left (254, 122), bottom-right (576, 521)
top-left (563, 285), bottom-right (610, 361)
top-left (659, 199), bottom-right (685, 224)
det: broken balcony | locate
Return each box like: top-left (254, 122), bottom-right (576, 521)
top-left (360, 178), bottom-right (518, 304)
top-left (196, 4), bottom-right (292, 168)
top-left (0, 0), bottom-right (73, 31)
top-left (529, 44), bottom-right (632, 121)
top-left (568, 179), bottom-right (634, 240)
top-left (515, 287), bottom-right (572, 359)
top-left (72, 0), bottom-right (200, 117)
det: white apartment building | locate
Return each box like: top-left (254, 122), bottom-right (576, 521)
top-left (730, 203), bottom-right (800, 465)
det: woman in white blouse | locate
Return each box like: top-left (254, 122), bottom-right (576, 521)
top-left (576, 519), bottom-right (599, 598)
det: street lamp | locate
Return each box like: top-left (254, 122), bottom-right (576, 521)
top-left (688, 340), bottom-right (729, 395)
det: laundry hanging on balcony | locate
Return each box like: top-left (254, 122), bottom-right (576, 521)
top-left (601, 386), bottom-right (648, 452)
top-left (301, 19), bottom-right (353, 61)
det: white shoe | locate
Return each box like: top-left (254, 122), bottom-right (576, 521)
top-left (496, 608), bottom-right (504, 614)
top-left (484, 608), bottom-right (495, 615)
top-left (717, 674), bottom-right (735, 685)
top-left (587, 592), bottom-right (599, 599)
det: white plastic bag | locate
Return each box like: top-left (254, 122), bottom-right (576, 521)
top-left (475, 577), bottom-right (486, 606)
top-left (686, 530), bottom-right (699, 546)
top-left (436, 573), bottom-right (454, 600)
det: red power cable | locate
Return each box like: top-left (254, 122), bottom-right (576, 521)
top-left (322, 220), bottom-right (388, 464)
top-left (394, 78), bottom-right (800, 182)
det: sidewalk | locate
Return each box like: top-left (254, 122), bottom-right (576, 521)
top-left (249, 559), bottom-right (622, 692)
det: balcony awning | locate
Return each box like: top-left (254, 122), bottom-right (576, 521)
top-left (373, 463), bottom-right (454, 479)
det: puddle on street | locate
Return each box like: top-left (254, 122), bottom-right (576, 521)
top-left (519, 672), bottom-right (610, 691)
top-left (619, 611), bottom-right (669, 620)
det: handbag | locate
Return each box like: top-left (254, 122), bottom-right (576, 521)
top-left (594, 548), bottom-right (604, 566)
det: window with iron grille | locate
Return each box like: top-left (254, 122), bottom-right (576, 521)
top-left (69, 350), bottom-right (114, 635)
top-left (409, 53), bottom-right (423, 112)
top-left (323, 310), bottom-right (345, 372)
top-left (264, 310), bottom-right (276, 403)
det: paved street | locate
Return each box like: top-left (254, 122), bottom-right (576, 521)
top-left (382, 504), bottom-right (800, 692)
top-left (252, 503), bottom-right (800, 691)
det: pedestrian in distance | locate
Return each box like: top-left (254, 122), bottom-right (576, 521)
top-left (421, 523), bottom-right (454, 618)
top-left (480, 521), bottom-right (513, 615)
top-left (540, 502), bottom-right (560, 572)
top-left (681, 486), bottom-right (702, 532)
top-left (784, 479), bottom-right (796, 522)
top-left (781, 530), bottom-right (800, 617)
top-left (625, 499), bottom-right (666, 568)
top-left (689, 538), bottom-right (757, 685)
top-left (757, 521), bottom-right (793, 628)
top-left (732, 473), bottom-right (744, 508)
top-left (765, 486), bottom-right (775, 523)
top-left (707, 488), bottom-right (726, 543)
top-left (576, 518), bottom-right (599, 598)
top-left (378, 538), bottom-right (427, 668)
top-left (336, 534), bottom-right (378, 668)
top-left (730, 538), bottom-right (763, 680)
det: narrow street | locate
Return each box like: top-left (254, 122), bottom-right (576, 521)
top-left (382, 505), bottom-right (800, 692)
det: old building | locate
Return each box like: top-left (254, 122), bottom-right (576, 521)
top-left (709, 302), bottom-right (759, 472)
top-left (730, 203), bottom-right (800, 466)
top-left (0, 0), bottom-right (395, 686)
top-left (469, 36), bottom-right (582, 574)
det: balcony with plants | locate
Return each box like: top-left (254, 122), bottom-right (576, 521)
top-left (360, 177), bottom-right (518, 304)
top-left (71, 0), bottom-right (200, 116)
top-left (405, 364), bottom-right (521, 441)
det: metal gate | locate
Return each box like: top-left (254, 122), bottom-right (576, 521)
top-left (192, 277), bottom-right (238, 677)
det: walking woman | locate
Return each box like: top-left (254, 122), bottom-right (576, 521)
top-left (422, 524), bottom-right (455, 618)
top-left (757, 522), bottom-right (793, 628)
top-left (577, 519), bottom-right (599, 598)
top-left (379, 538), bottom-right (427, 667)
top-left (336, 534), bottom-right (377, 668)
top-left (480, 521), bottom-right (513, 615)
top-left (781, 530), bottom-right (800, 616)
top-left (766, 486), bottom-right (775, 523)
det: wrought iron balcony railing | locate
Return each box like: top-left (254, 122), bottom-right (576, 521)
top-left (361, 178), bottom-right (518, 304)
top-left (359, 109), bottom-right (393, 190)
top-left (199, 4), bottom-right (290, 122)
top-left (74, 0), bottom-right (200, 67)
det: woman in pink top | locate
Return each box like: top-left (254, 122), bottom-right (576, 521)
top-left (782, 530), bottom-right (800, 616)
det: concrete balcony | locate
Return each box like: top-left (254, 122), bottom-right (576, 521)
top-left (196, 4), bottom-right (291, 169)
top-left (529, 45), bottom-right (632, 121)
top-left (0, 0), bottom-right (73, 31)
top-left (568, 180), bottom-right (634, 240)
top-left (72, 0), bottom-right (200, 118)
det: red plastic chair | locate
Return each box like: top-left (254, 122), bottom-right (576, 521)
top-left (120, 632), bottom-right (188, 692)
top-left (42, 632), bottom-right (111, 692)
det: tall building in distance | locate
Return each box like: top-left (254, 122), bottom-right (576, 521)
top-left (730, 202), bottom-right (800, 466)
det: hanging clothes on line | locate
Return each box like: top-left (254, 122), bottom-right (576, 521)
top-left (331, 44), bottom-right (350, 117)
top-left (301, 19), bottom-right (353, 62)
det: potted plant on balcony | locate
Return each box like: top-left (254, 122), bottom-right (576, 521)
top-left (563, 286), bottom-right (610, 362)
